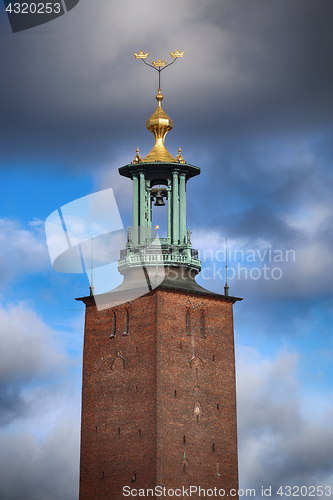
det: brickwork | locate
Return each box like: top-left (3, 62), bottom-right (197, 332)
top-left (79, 288), bottom-right (239, 500)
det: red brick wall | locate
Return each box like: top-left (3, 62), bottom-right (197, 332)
top-left (79, 294), bottom-right (158, 499)
top-left (155, 290), bottom-right (238, 497)
top-left (79, 289), bottom-right (239, 500)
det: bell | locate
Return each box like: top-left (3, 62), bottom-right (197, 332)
top-left (154, 190), bottom-right (165, 206)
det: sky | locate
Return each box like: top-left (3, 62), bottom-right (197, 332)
top-left (1, 0), bottom-right (333, 498)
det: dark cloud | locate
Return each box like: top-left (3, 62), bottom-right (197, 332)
top-left (1, 0), bottom-right (333, 170)
top-left (0, 423), bottom-right (79, 500)
top-left (0, 385), bottom-right (26, 426)
top-left (237, 346), bottom-right (333, 497)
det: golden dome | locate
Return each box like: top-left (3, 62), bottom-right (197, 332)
top-left (144, 89), bottom-right (175, 162)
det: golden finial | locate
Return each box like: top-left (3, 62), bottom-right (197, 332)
top-left (154, 225), bottom-right (160, 230)
top-left (132, 147), bottom-right (143, 164)
top-left (152, 59), bottom-right (167, 68)
top-left (170, 50), bottom-right (185, 58)
top-left (175, 147), bottom-right (186, 164)
top-left (144, 89), bottom-right (174, 162)
top-left (134, 51), bottom-right (185, 162)
top-left (134, 52), bottom-right (149, 59)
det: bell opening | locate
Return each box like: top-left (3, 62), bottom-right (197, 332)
top-left (152, 188), bottom-right (166, 207)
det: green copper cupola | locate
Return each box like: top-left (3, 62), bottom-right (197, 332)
top-left (117, 51), bottom-right (201, 282)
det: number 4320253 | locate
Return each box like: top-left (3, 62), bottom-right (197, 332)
top-left (6, 3), bottom-right (61, 14)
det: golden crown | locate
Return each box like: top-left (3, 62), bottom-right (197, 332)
top-left (134, 52), bottom-right (149, 59)
top-left (152, 59), bottom-right (167, 67)
top-left (170, 50), bottom-right (185, 58)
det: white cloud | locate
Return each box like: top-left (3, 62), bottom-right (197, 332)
top-left (237, 345), bottom-right (333, 494)
top-left (0, 301), bottom-right (67, 384)
top-left (0, 218), bottom-right (49, 288)
top-left (0, 300), bottom-right (81, 498)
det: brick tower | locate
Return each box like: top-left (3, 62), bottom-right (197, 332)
top-left (78, 53), bottom-right (241, 500)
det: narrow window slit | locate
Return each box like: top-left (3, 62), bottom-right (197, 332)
top-left (186, 309), bottom-right (191, 335)
top-left (123, 309), bottom-right (129, 335)
top-left (200, 312), bottom-right (206, 338)
top-left (110, 311), bottom-right (116, 338)
top-left (174, 390), bottom-right (177, 398)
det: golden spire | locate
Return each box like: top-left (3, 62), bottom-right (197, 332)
top-left (144, 89), bottom-right (175, 162)
top-left (134, 51), bottom-right (185, 162)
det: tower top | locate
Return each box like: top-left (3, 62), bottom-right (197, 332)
top-left (134, 50), bottom-right (185, 163)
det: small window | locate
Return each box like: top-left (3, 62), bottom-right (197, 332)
top-left (200, 312), bottom-right (206, 338)
top-left (123, 309), bottom-right (129, 335)
top-left (110, 311), bottom-right (116, 338)
top-left (186, 309), bottom-right (191, 335)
